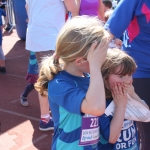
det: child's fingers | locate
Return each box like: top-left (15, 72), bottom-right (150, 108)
top-left (87, 41), bottom-right (98, 55)
top-left (117, 83), bottom-right (124, 95)
top-left (111, 90), bottom-right (114, 98)
top-left (96, 37), bottom-right (109, 51)
top-left (113, 83), bottom-right (124, 96)
top-left (112, 83), bottom-right (119, 95)
top-left (122, 87), bottom-right (127, 95)
top-left (90, 41), bottom-right (98, 51)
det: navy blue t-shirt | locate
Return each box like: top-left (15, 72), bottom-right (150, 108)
top-left (105, 0), bottom-right (150, 78)
top-left (99, 100), bottom-right (139, 150)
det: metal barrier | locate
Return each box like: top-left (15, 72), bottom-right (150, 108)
top-left (5, 0), bottom-right (15, 33)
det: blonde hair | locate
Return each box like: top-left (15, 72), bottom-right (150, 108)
top-left (101, 48), bottom-right (137, 99)
top-left (35, 16), bottom-right (108, 96)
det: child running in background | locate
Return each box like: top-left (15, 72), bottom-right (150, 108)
top-left (0, 7), bottom-right (6, 73)
top-left (35, 16), bottom-right (109, 149)
top-left (99, 49), bottom-right (149, 150)
top-left (20, 51), bottom-right (38, 107)
top-left (20, 0), bottom-right (79, 132)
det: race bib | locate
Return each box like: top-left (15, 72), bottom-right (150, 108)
top-left (79, 114), bottom-right (100, 146)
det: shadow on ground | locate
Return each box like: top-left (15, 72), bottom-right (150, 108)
top-left (0, 39), bottom-right (53, 150)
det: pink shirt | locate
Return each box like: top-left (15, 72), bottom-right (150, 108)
top-left (79, 0), bottom-right (100, 16)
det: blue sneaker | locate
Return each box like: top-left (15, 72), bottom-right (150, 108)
top-left (39, 119), bottom-right (54, 131)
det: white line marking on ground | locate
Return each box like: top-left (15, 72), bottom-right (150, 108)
top-left (11, 99), bottom-right (19, 103)
top-left (0, 108), bottom-right (40, 121)
top-left (5, 74), bottom-right (25, 78)
top-left (6, 55), bottom-right (29, 60)
top-left (18, 134), bottom-right (48, 150)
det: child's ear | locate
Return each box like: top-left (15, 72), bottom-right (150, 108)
top-left (75, 57), bottom-right (82, 66)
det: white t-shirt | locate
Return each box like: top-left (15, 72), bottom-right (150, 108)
top-left (26, 0), bottom-right (66, 51)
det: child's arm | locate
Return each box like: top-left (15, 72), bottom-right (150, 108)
top-left (81, 38), bottom-right (109, 116)
top-left (98, 0), bottom-right (105, 21)
top-left (64, 0), bottom-right (79, 17)
top-left (109, 83), bottom-right (127, 143)
top-left (123, 83), bottom-right (149, 109)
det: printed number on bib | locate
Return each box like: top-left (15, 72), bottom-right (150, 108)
top-left (90, 118), bottom-right (98, 127)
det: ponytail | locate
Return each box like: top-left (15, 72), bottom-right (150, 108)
top-left (34, 55), bottom-right (62, 97)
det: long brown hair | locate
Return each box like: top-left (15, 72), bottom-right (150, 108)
top-left (101, 48), bottom-right (137, 99)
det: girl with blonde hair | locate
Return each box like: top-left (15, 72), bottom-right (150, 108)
top-left (99, 48), bottom-right (149, 150)
top-left (35, 16), bottom-right (109, 149)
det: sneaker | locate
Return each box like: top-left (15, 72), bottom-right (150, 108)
top-left (0, 67), bottom-right (6, 74)
top-left (20, 95), bottom-right (29, 106)
top-left (39, 119), bottom-right (54, 131)
top-left (4, 24), bottom-right (12, 31)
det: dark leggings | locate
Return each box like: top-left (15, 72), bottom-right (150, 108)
top-left (22, 83), bottom-right (34, 98)
top-left (133, 78), bottom-right (150, 150)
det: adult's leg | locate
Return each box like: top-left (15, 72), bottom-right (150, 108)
top-left (133, 78), bottom-right (150, 150)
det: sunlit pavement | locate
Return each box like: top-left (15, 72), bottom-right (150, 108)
top-left (0, 29), bottom-right (53, 150)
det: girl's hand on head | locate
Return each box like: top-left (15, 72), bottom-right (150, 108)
top-left (112, 83), bottom-right (127, 108)
top-left (87, 37), bottom-right (109, 68)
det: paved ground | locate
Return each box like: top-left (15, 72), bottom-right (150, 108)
top-left (0, 29), bottom-right (53, 150)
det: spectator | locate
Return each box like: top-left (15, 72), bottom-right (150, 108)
top-left (20, 0), bottom-right (78, 131)
top-left (0, 0), bottom-right (12, 32)
top-left (0, 0), bottom-right (6, 10)
top-left (0, 7), bottom-right (7, 73)
top-left (77, 0), bottom-right (105, 21)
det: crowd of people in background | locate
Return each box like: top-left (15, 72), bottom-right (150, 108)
top-left (1, 0), bottom-right (150, 150)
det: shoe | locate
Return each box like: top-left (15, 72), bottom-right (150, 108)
top-left (0, 67), bottom-right (6, 74)
top-left (4, 24), bottom-right (12, 31)
top-left (39, 119), bottom-right (54, 131)
top-left (20, 95), bottom-right (29, 106)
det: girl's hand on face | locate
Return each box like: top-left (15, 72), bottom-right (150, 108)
top-left (87, 37), bottom-right (109, 68)
top-left (122, 83), bottom-right (135, 98)
top-left (112, 83), bottom-right (128, 108)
